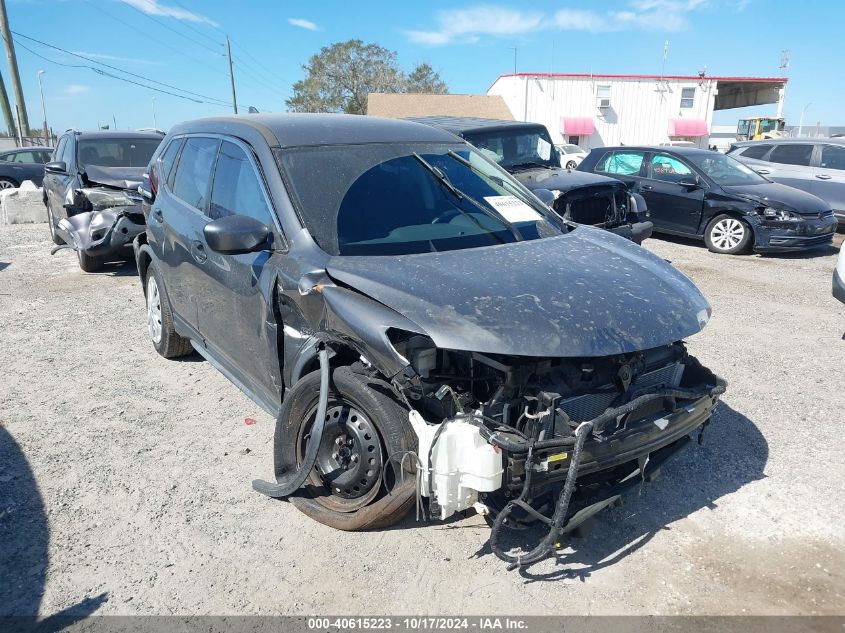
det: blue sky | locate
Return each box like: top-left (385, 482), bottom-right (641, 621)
top-left (8, 0), bottom-right (841, 133)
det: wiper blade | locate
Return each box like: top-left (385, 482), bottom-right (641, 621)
top-left (510, 161), bottom-right (553, 171)
top-left (413, 153), bottom-right (522, 243)
top-left (446, 150), bottom-right (567, 230)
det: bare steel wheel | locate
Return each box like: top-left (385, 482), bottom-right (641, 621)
top-left (279, 367), bottom-right (417, 531)
top-left (705, 214), bottom-right (751, 254)
top-left (305, 404), bottom-right (384, 511)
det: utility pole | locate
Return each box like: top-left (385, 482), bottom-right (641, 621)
top-left (0, 0), bottom-right (29, 135)
top-left (0, 66), bottom-right (12, 136)
top-left (226, 35), bottom-right (238, 114)
top-left (151, 97), bottom-right (157, 129)
top-left (37, 70), bottom-right (48, 144)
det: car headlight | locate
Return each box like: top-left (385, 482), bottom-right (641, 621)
top-left (762, 206), bottom-right (801, 222)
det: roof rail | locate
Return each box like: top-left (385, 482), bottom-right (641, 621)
top-left (136, 127), bottom-right (166, 135)
top-left (64, 127), bottom-right (80, 134)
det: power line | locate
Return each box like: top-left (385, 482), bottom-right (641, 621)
top-left (81, 0), bottom-right (225, 77)
top-left (12, 31), bottom-right (232, 106)
top-left (117, 0), bottom-right (223, 57)
top-left (231, 39), bottom-right (289, 86)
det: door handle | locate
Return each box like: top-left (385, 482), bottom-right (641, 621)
top-left (191, 240), bottom-right (208, 264)
top-left (151, 208), bottom-right (163, 223)
top-left (815, 174), bottom-right (832, 180)
top-left (641, 184), bottom-right (654, 191)
top-left (755, 169), bottom-right (770, 174)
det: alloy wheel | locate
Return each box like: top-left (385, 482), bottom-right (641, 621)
top-left (710, 218), bottom-right (745, 251)
top-left (0, 180), bottom-right (16, 189)
top-left (146, 275), bottom-right (162, 344)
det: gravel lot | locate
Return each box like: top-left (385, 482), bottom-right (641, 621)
top-left (1, 222), bottom-right (843, 617)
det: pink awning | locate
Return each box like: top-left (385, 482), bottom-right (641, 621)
top-left (668, 119), bottom-right (709, 137)
top-left (561, 116), bottom-right (595, 136)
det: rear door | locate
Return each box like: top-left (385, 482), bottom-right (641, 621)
top-left (640, 152), bottom-right (705, 235)
top-left (758, 143), bottom-right (815, 193)
top-left (154, 135), bottom-right (220, 335)
top-left (195, 139), bottom-right (282, 403)
top-left (811, 143), bottom-right (845, 216)
top-left (8, 150), bottom-right (47, 185)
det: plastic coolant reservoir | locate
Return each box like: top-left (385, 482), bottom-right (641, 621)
top-left (409, 411), bottom-right (504, 521)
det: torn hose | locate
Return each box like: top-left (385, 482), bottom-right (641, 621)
top-left (252, 346), bottom-right (330, 498)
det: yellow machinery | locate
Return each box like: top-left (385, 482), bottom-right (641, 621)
top-left (736, 117), bottom-right (785, 141)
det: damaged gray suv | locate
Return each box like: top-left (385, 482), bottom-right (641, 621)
top-left (135, 114), bottom-right (725, 570)
top-left (44, 129), bottom-right (164, 271)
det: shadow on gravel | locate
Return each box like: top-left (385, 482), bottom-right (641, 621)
top-left (88, 258), bottom-right (137, 277)
top-left (0, 426), bottom-right (108, 622)
top-left (0, 261), bottom-right (9, 272)
top-left (469, 401), bottom-right (768, 582)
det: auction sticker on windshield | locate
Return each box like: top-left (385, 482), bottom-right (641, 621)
top-left (537, 137), bottom-right (552, 161)
top-left (484, 196), bottom-right (543, 223)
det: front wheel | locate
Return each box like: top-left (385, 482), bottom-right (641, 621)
top-left (704, 214), bottom-right (752, 254)
top-left (279, 366), bottom-right (417, 531)
top-left (77, 250), bottom-right (104, 272)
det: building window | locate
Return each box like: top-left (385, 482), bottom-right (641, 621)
top-left (680, 87), bottom-right (695, 109)
top-left (596, 85), bottom-right (611, 109)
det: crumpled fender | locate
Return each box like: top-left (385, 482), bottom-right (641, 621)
top-left (319, 285), bottom-right (426, 378)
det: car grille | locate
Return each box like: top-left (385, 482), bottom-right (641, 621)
top-left (556, 362), bottom-right (685, 426)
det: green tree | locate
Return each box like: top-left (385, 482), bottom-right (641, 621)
top-left (406, 63), bottom-right (448, 94)
top-left (287, 40), bottom-right (405, 115)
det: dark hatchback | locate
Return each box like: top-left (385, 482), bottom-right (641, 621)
top-left (135, 114), bottom-right (724, 568)
top-left (410, 116), bottom-right (652, 244)
top-left (578, 146), bottom-right (837, 254)
top-left (0, 146), bottom-right (52, 188)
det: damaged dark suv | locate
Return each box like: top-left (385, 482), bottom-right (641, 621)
top-left (135, 114), bottom-right (724, 569)
top-left (44, 129), bottom-right (164, 271)
top-left (409, 116), bottom-right (653, 244)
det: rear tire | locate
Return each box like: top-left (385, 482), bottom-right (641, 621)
top-left (565, 160), bottom-right (577, 169)
top-left (280, 367), bottom-right (417, 531)
top-left (0, 177), bottom-right (18, 189)
top-left (145, 261), bottom-right (193, 358)
top-left (704, 214), bottom-right (752, 254)
top-left (77, 250), bottom-right (104, 272)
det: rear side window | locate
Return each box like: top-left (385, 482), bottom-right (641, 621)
top-left (60, 138), bottom-right (74, 165)
top-left (768, 144), bottom-right (813, 166)
top-left (596, 151), bottom-right (645, 176)
top-left (740, 144), bottom-right (772, 160)
top-left (11, 151), bottom-right (38, 163)
top-left (209, 141), bottom-right (273, 224)
top-left (158, 138), bottom-right (183, 190)
top-left (819, 145), bottom-right (845, 171)
top-left (171, 137), bottom-right (219, 212)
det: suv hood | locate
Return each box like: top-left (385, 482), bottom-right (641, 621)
top-left (511, 166), bottom-right (623, 194)
top-left (326, 227), bottom-right (710, 358)
top-left (722, 181), bottom-right (829, 215)
top-left (83, 164), bottom-right (145, 190)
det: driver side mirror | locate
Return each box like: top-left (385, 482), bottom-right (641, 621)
top-left (533, 188), bottom-right (556, 206)
top-left (45, 161), bottom-right (67, 174)
top-left (677, 177), bottom-right (702, 190)
top-left (204, 214), bottom-right (270, 255)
